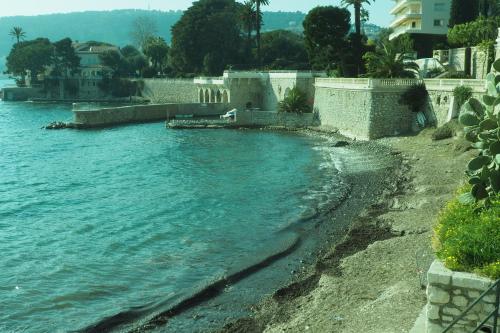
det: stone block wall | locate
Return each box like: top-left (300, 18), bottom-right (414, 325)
top-left (314, 86), bottom-right (373, 139)
top-left (261, 77), bottom-right (316, 112)
top-left (1, 87), bottom-right (45, 101)
top-left (234, 110), bottom-right (316, 128)
top-left (74, 103), bottom-right (227, 127)
top-left (433, 47), bottom-right (488, 79)
top-left (424, 80), bottom-right (486, 127)
top-left (142, 79), bottom-right (199, 104)
top-left (369, 91), bottom-right (414, 138)
top-left (226, 78), bottom-right (263, 111)
top-left (426, 260), bottom-right (498, 333)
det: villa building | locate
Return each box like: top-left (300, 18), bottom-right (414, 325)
top-left (389, 0), bottom-right (451, 40)
top-left (73, 42), bottom-right (119, 99)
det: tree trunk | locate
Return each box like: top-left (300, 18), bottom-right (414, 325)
top-left (354, 2), bottom-right (362, 76)
top-left (354, 3), bottom-right (361, 36)
top-left (256, 1), bottom-right (261, 66)
top-left (247, 29), bottom-right (252, 60)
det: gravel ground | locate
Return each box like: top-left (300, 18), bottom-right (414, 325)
top-left (218, 128), bottom-right (476, 333)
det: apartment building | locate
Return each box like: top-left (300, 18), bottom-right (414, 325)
top-left (389, 0), bottom-right (451, 40)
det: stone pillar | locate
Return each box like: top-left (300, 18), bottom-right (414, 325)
top-left (495, 27), bottom-right (500, 61)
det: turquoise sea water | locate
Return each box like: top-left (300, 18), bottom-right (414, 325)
top-left (0, 81), bottom-right (344, 332)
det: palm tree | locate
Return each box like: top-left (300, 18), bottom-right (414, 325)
top-left (252, 0), bottom-right (269, 66)
top-left (240, 1), bottom-right (256, 58)
top-left (341, 0), bottom-right (374, 37)
top-left (9, 27), bottom-right (26, 44)
top-left (363, 43), bottom-right (419, 78)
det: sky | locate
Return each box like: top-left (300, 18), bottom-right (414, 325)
top-left (0, 0), bottom-right (394, 26)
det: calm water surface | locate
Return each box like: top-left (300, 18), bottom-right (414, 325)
top-left (0, 79), bottom-right (342, 332)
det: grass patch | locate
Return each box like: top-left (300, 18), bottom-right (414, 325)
top-left (433, 186), bottom-right (500, 279)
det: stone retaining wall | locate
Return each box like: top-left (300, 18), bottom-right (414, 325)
top-left (141, 79), bottom-right (199, 104)
top-left (313, 78), bottom-right (487, 139)
top-left (423, 79), bottom-right (487, 127)
top-left (1, 87), bottom-right (45, 101)
top-left (313, 80), bottom-right (414, 140)
top-left (234, 110), bottom-right (316, 128)
top-left (74, 103), bottom-right (228, 127)
top-left (426, 260), bottom-right (498, 333)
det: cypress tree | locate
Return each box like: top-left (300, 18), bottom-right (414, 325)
top-left (449, 0), bottom-right (479, 27)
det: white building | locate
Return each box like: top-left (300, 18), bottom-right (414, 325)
top-left (389, 0), bottom-right (451, 40)
top-left (73, 43), bottom-right (120, 98)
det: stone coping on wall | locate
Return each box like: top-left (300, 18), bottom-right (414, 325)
top-left (425, 260), bottom-right (498, 333)
top-left (424, 79), bottom-right (487, 93)
top-left (315, 78), bottom-right (421, 91)
top-left (194, 71), bottom-right (327, 86)
top-left (223, 70), bottom-right (327, 79)
top-left (314, 78), bottom-right (487, 93)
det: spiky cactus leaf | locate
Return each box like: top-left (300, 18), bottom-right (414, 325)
top-left (491, 142), bottom-right (500, 155)
top-left (483, 95), bottom-right (496, 106)
top-left (460, 112), bottom-right (480, 126)
top-left (480, 119), bottom-right (498, 130)
top-left (493, 58), bottom-right (500, 72)
top-left (468, 156), bottom-right (492, 171)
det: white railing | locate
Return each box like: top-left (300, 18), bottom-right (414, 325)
top-left (424, 79), bottom-right (487, 91)
top-left (194, 77), bottom-right (225, 85)
top-left (372, 78), bottom-right (422, 87)
top-left (315, 77), bottom-right (487, 92)
top-left (315, 78), bottom-right (420, 89)
top-left (315, 78), bottom-right (371, 88)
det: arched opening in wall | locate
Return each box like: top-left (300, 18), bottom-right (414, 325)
top-left (210, 89), bottom-right (216, 103)
top-left (222, 90), bottom-right (229, 103)
top-left (216, 90), bottom-right (222, 103)
top-left (284, 88), bottom-right (291, 99)
top-left (205, 89), bottom-right (210, 103)
top-left (199, 89), bottom-right (204, 103)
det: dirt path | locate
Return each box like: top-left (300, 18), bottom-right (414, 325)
top-left (219, 128), bottom-right (476, 333)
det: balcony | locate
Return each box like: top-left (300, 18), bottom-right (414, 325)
top-left (390, 10), bottom-right (422, 28)
top-left (390, 0), bottom-right (422, 15)
top-left (389, 25), bottom-right (422, 40)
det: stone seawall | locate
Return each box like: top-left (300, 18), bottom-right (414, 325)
top-left (313, 79), bottom-right (414, 140)
top-left (424, 79), bottom-right (486, 127)
top-left (234, 110), bottom-right (316, 128)
top-left (313, 78), bottom-right (487, 140)
top-left (142, 79), bottom-right (199, 104)
top-left (74, 103), bottom-right (228, 127)
top-left (425, 260), bottom-right (498, 333)
top-left (1, 87), bottom-right (45, 101)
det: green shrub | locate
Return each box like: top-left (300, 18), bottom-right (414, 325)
top-left (453, 85), bottom-right (473, 110)
top-left (432, 123), bottom-right (455, 141)
top-left (433, 187), bottom-right (500, 279)
top-left (278, 86), bottom-right (311, 114)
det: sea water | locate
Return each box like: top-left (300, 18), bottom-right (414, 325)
top-left (0, 80), bottom-right (344, 332)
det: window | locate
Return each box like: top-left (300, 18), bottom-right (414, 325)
top-left (434, 19), bottom-right (444, 27)
top-left (434, 3), bottom-right (445, 11)
top-left (412, 21), bottom-right (417, 28)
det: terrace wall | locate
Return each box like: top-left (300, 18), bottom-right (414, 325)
top-left (425, 260), bottom-right (498, 333)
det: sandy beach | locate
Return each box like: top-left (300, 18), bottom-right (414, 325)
top-left (218, 127), bottom-right (476, 333)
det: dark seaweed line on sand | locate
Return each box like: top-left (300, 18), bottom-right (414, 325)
top-left (76, 234), bottom-right (301, 333)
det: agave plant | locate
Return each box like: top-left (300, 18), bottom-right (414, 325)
top-left (458, 59), bottom-right (500, 208)
top-left (278, 86), bottom-right (311, 114)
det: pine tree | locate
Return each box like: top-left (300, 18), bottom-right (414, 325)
top-left (449, 0), bottom-right (479, 27)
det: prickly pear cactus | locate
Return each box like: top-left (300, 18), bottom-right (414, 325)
top-left (458, 59), bottom-right (500, 208)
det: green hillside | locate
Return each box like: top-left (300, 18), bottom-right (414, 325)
top-left (0, 9), bottom-right (381, 71)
